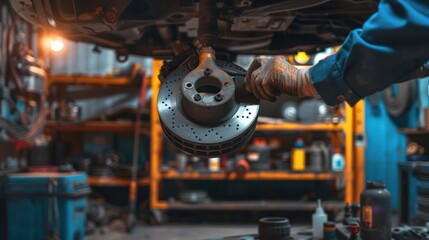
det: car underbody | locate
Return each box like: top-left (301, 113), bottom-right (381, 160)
top-left (9, 0), bottom-right (379, 155)
top-left (11, 0), bottom-right (378, 59)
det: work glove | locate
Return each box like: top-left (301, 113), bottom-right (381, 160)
top-left (244, 56), bottom-right (318, 101)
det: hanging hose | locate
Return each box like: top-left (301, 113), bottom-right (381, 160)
top-left (6, 16), bottom-right (24, 93)
top-left (0, 94), bottom-right (46, 140)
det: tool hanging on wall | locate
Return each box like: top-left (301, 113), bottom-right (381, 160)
top-left (382, 62), bottom-right (429, 117)
top-left (382, 81), bottom-right (416, 117)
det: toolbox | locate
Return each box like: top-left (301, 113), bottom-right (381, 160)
top-left (6, 172), bottom-right (91, 240)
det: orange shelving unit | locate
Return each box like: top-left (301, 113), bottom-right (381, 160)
top-left (45, 120), bottom-right (150, 133)
top-left (88, 176), bottom-right (149, 187)
top-left (161, 170), bottom-right (340, 181)
top-left (42, 61), bottom-right (365, 214)
top-left (44, 75), bottom-right (151, 188)
top-left (149, 59), bottom-right (365, 212)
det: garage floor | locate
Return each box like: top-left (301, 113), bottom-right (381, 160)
top-left (86, 224), bottom-right (256, 240)
top-left (86, 224), bottom-right (313, 240)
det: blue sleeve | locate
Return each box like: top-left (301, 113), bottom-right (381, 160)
top-left (309, 0), bottom-right (429, 106)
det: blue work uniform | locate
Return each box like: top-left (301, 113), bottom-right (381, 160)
top-left (309, 0), bottom-right (429, 106)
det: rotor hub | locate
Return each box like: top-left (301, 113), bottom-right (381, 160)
top-left (181, 49), bottom-right (237, 124)
top-left (157, 51), bottom-right (259, 157)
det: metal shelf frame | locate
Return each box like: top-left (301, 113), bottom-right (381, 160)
top-left (153, 200), bottom-right (345, 211)
top-left (45, 120), bottom-right (150, 133)
top-left (161, 170), bottom-right (341, 181)
top-left (256, 122), bottom-right (345, 132)
top-left (42, 61), bottom-right (365, 212)
top-left (88, 176), bottom-right (150, 187)
top-left (149, 59), bottom-right (365, 211)
top-left (43, 75), bottom-right (151, 190)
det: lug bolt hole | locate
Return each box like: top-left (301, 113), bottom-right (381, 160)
top-left (194, 94), bottom-right (202, 101)
top-left (214, 93), bottom-right (224, 102)
top-left (185, 82), bottom-right (193, 89)
top-left (204, 68), bottom-right (212, 76)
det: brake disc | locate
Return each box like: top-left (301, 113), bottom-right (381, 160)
top-left (157, 48), bottom-right (259, 157)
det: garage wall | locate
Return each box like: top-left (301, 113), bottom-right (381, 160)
top-left (365, 79), bottom-right (422, 211)
top-left (0, 5), bottom-right (33, 87)
top-left (46, 40), bottom-right (153, 120)
top-left (48, 39), bottom-right (152, 76)
top-left (417, 77), bottom-right (429, 125)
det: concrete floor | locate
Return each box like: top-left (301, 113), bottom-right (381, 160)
top-left (86, 224), bottom-right (258, 240)
top-left (85, 215), bottom-right (401, 240)
top-left (86, 224), bottom-right (313, 240)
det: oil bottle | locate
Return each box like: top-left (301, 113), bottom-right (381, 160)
top-left (292, 138), bottom-right (306, 171)
top-left (360, 181), bottom-right (391, 240)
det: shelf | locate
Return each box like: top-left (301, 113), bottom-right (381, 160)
top-left (256, 122), bottom-right (345, 132)
top-left (400, 128), bottom-right (429, 135)
top-left (47, 75), bottom-right (134, 87)
top-left (45, 120), bottom-right (149, 133)
top-left (46, 120), bottom-right (341, 133)
top-left (161, 170), bottom-right (341, 181)
top-left (149, 60), bottom-right (363, 211)
top-left (88, 176), bottom-right (149, 186)
top-left (156, 200), bottom-right (344, 211)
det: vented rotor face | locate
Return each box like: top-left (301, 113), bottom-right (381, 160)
top-left (157, 61), bottom-right (259, 157)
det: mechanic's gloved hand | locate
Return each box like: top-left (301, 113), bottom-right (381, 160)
top-left (244, 56), bottom-right (318, 101)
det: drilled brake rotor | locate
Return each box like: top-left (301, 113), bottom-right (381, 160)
top-left (157, 60), bottom-right (259, 157)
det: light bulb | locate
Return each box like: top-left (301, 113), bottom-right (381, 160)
top-left (50, 39), bottom-right (64, 52)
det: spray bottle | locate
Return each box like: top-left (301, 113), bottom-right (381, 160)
top-left (313, 199), bottom-right (328, 238)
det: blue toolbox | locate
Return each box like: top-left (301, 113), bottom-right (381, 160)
top-left (6, 172), bottom-right (91, 240)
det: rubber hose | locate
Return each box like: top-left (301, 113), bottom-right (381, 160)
top-left (6, 17), bottom-right (24, 93)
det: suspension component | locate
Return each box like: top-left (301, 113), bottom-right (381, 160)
top-left (157, 0), bottom-right (259, 157)
top-left (197, 0), bottom-right (218, 48)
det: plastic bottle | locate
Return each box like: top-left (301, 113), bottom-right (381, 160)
top-left (331, 148), bottom-right (345, 172)
top-left (292, 138), bottom-right (306, 171)
top-left (360, 181), bottom-right (391, 240)
top-left (312, 199), bottom-right (328, 238)
top-left (308, 143), bottom-right (323, 172)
